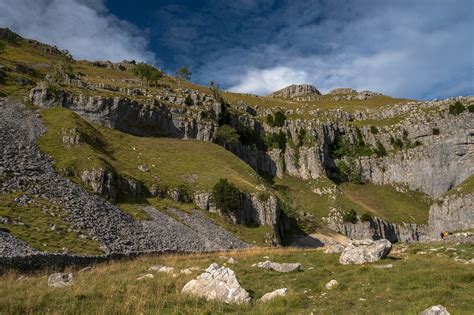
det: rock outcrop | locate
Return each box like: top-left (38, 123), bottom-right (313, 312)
top-left (269, 84), bottom-right (321, 99)
top-left (325, 209), bottom-right (427, 243)
top-left (181, 263), bottom-right (251, 304)
top-left (339, 239), bottom-right (392, 265)
top-left (428, 193), bottom-right (473, 237)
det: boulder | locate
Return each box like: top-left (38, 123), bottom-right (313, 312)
top-left (47, 273), bottom-right (74, 288)
top-left (324, 243), bottom-right (345, 254)
top-left (181, 263), bottom-right (250, 304)
top-left (420, 305), bottom-right (450, 315)
top-left (260, 288), bottom-right (288, 303)
top-left (339, 239), bottom-right (392, 265)
top-left (325, 279), bottom-right (338, 289)
top-left (255, 260), bottom-right (301, 272)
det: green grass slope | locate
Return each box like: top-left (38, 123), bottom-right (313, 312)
top-left (0, 243), bottom-right (472, 314)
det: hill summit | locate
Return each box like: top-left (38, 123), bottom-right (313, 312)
top-left (269, 84), bottom-right (321, 99)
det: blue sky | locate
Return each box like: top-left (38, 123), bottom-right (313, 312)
top-left (1, 0), bottom-right (473, 99)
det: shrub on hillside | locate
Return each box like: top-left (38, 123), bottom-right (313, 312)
top-left (212, 179), bottom-right (241, 217)
top-left (215, 125), bottom-right (239, 148)
top-left (448, 101), bottom-right (465, 115)
top-left (343, 209), bottom-right (358, 223)
top-left (374, 140), bottom-right (387, 157)
top-left (432, 128), bottom-right (440, 135)
top-left (467, 104), bottom-right (474, 113)
top-left (267, 111), bottom-right (286, 127)
top-left (184, 94), bottom-right (193, 106)
top-left (370, 125), bottom-right (379, 134)
top-left (360, 213), bottom-right (373, 222)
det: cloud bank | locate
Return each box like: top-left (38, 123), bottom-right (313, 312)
top-left (0, 0), bottom-right (155, 62)
top-left (158, 0), bottom-right (474, 99)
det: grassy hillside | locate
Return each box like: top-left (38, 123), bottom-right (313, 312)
top-left (0, 243), bottom-right (472, 314)
top-left (38, 107), bottom-right (260, 193)
top-left (274, 176), bottom-right (431, 229)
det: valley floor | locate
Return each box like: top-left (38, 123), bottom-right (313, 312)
top-left (0, 242), bottom-right (473, 314)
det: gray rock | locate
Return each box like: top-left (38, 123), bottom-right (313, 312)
top-left (260, 288), bottom-right (288, 302)
top-left (181, 263), bottom-right (250, 304)
top-left (428, 194), bottom-right (474, 238)
top-left (269, 84), bottom-right (321, 99)
top-left (324, 243), bottom-right (345, 254)
top-left (339, 239), bottom-right (392, 265)
top-left (325, 279), bottom-right (338, 289)
top-left (47, 273), bottom-right (74, 287)
top-left (420, 305), bottom-right (450, 315)
top-left (256, 260), bottom-right (302, 272)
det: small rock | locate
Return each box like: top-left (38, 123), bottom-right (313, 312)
top-left (256, 260), bottom-right (302, 273)
top-left (260, 288), bottom-right (288, 303)
top-left (373, 264), bottom-right (393, 269)
top-left (138, 164), bottom-right (149, 172)
top-left (47, 273), bottom-right (74, 288)
top-left (420, 305), bottom-right (450, 315)
top-left (78, 266), bottom-right (92, 273)
top-left (148, 265), bottom-right (174, 273)
top-left (325, 279), bottom-right (338, 289)
top-left (227, 257), bottom-right (236, 264)
top-left (137, 274), bottom-right (154, 280)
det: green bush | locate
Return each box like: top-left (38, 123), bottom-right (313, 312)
top-left (343, 209), bottom-right (358, 223)
top-left (467, 104), bottom-right (474, 113)
top-left (360, 213), bottom-right (373, 222)
top-left (449, 101), bottom-right (465, 115)
top-left (266, 114), bottom-right (274, 126)
top-left (374, 140), bottom-right (387, 157)
top-left (265, 131), bottom-right (287, 150)
top-left (370, 125), bottom-right (379, 134)
top-left (267, 111), bottom-right (286, 127)
top-left (215, 125), bottom-right (239, 148)
top-left (432, 128), bottom-right (440, 135)
top-left (212, 179), bottom-right (241, 216)
top-left (184, 95), bottom-right (193, 106)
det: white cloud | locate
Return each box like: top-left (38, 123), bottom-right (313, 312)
top-left (0, 0), bottom-right (155, 63)
top-left (229, 66), bottom-right (309, 95)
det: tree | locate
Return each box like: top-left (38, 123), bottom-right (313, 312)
top-left (175, 66), bottom-right (192, 81)
top-left (448, 101), bottom-right (465, 115)
top-left (132, 62), bottom-right (162, 86)
top-left (215, 125), bottom-right (239, 149)
top-left (212, 179), bottom-right (241, 217)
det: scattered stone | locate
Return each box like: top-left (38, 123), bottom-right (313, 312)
top-left (339, 239), bottom-right (392, 265)
top-left (373, 264), bottom-right (393, 269)
top-left (137, 274), bottom-right (154, 280)
top-left (78, 266), bottom-right (92, 273)
top-left (180, 268), bottom-right (194, 275)
top-left (138, 164), bottom-right (149, 172)
top-left (325, 279), bottom-right (338, 289)
top-left (47, 273), bottom-right (74, 288)
top-left (181, 263), bottom-right (250, 304)
top-left (227, 257), bottom-right (236, 264)
top-left (260, 288), bottom-right (288, 303)
top-left (148, 265), bottom-right (174, 273)
top-left (256, 260), bottom-right (302, 273)
top-left (324, 243), bottom-right (345, 254)
top-left (420, 305), bottom-right (450, 315)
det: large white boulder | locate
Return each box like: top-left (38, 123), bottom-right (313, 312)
top-left (339, 239), bottom-right (392, 265)
top-left (181, 263), bottom-right (250, 304)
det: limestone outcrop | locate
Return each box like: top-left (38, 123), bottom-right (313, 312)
top-left (339, 239), bottom-right (392, 265)
top-left (181, 263), bottom-right (251, 304)
top-left (428, 193), bottom-right (474, 237)
top-left (255, 260), bottom-right (302, 272)
top-left (269, 84), bottom-right (321, 99)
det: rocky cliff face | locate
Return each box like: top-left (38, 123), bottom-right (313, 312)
top-left (269, 84), bottom-right (321, 99)
top-left (324, 209), bottom-right (427, 243)
top-left (428, 193), bottom-right (473, 237)
top-left (30, 82), bottom-right (218, 141)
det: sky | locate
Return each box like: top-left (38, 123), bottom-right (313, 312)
top-left (0, 0), bottom-right (473, 99)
